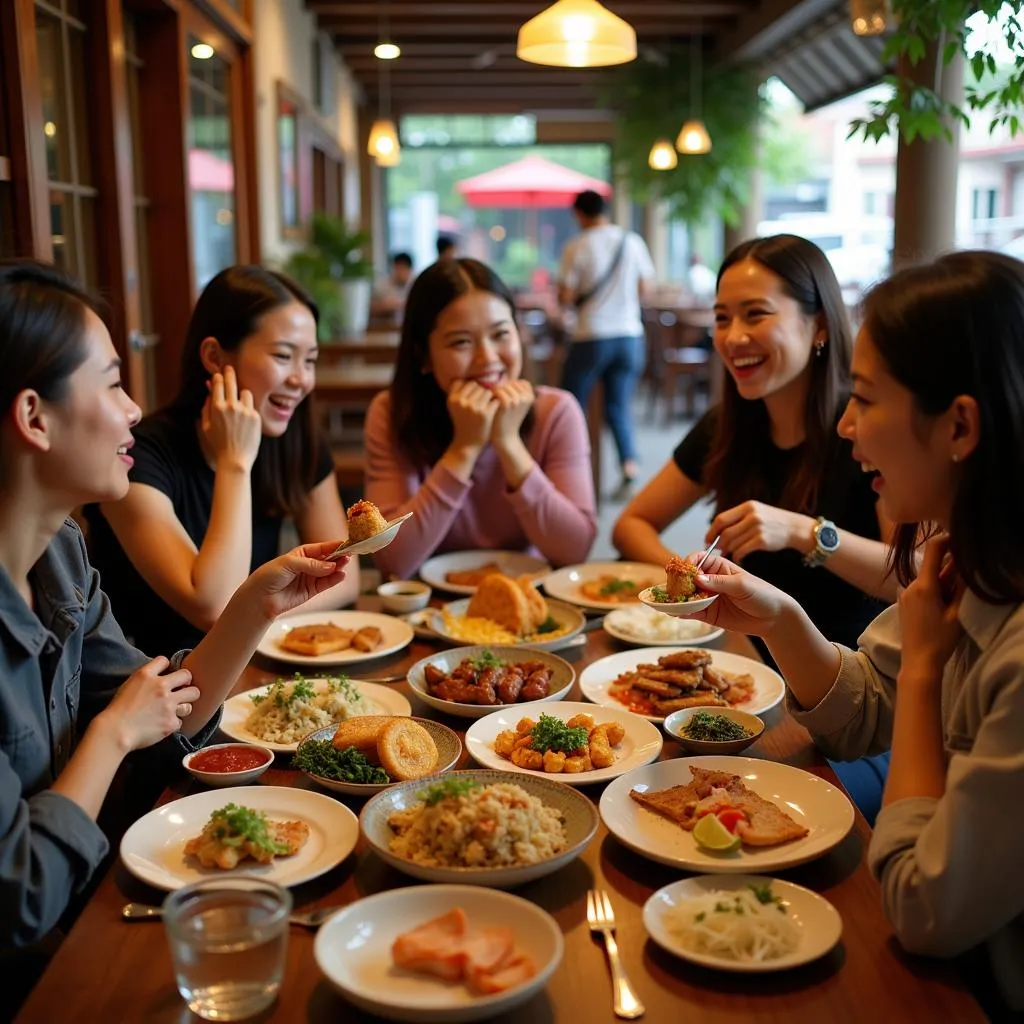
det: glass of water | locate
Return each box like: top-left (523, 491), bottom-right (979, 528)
top-left (163, 876), bottom-right (291, 1021)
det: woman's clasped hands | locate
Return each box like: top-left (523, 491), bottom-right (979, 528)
top-left (447, 378), bottom-right (535, 454)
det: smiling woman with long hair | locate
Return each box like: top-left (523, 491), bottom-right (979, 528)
top-left (0, 260), bottom-right (350, 953)
top-left (365, 258), bottom-right (597, 580)
top-left (85, 265), bottom-right (359, 655)
top-left (614, 234), bottom-right (896, 652)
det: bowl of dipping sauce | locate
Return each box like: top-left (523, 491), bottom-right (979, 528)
top-left (377, 580), bottom-right (432, 613)
top-left (183, 742), bottom-right (274, 787)
top-left (663, 706), bottom-right (764, 756)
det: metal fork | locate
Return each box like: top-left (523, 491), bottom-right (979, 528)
top-left (121, 902), bottom-right (340, 929)
top-left (586, 889), bottom-right (645, 1019)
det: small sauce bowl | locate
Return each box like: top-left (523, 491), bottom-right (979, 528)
top-left (182, 742), bottom-right (274, 787)
top-left (377, 579), bottom-right (432, 613)
top-left (663, 706), bottom-right (764, 756)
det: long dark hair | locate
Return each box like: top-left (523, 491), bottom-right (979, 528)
top-left (166, 265), bottom-right (322, 518)
top-left (389, 258), bottom-right (534, 469)
top-left (0, 260), bottom-right (100, 417)
top-left (864, 251), bottom-right (1024, 603)
top-left (704, 234), bottom-right (853, 514)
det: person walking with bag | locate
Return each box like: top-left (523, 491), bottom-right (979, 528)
top-left (558, 189), bottom-right (655, 500)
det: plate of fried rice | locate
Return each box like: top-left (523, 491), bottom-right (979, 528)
top-left (359, 769), bottom-right (598, 888)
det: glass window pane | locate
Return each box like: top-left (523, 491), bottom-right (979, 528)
top-left (188, 39), bottom-right (236, 288)
top-left (36, 13), bottom-right (70, 181)
top-left (67, 24), bottom-right (93, 186)
top-left (78, 195), bottom-right (98, 288)
top-left (50, 189), bottom-right (75, 275)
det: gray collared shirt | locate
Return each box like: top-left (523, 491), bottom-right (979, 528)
top-left (788, 590), bottom-right (1024, 1010)
top-left (0, 519), bottom-right (216, 948)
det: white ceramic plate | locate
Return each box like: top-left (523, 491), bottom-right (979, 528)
top-left (600, 756), bottom-right (855, 873)
top-left (257, 610), bottom-right (414, 666)
top-left (465, 701), bottom-right (663, 786)
top-left (578, 647), bottom-right (786, 722)
top-left (643, 875), bottom-right (843, 972)
top-left (315, 885), bottom-right (564, 1023)
top-left (419, 549), bottom-right (551, 596)
top-left (406, 645), bottom-right (575, 720)
top-left (427, 598), bottom-right (586, 653)
top-left (638, 587), bottom-right (718, 614)
top-left (296, 719), bottom-right (463, 797)
top-left (603, 606), bottom-right (725, 647)
top-left (327, 512), bottom-right (414, 559)
top-left (542, 561), bottom-right (664, 611)
top-left (119, 786), bottom-right (359, 891)
top-left (360, 769), bottom-right (598, 888)
top-left (220, 679), bottom-right (412, 753)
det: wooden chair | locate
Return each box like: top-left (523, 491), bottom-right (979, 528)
top-left (645, 309), bottom-right (713, 423)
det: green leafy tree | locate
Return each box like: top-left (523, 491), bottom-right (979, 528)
top-left (849, 1), bottom-right (1024, 143)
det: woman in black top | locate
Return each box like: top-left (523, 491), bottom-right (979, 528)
top-left (86, 266), bottom-right (360, 655)
top-left (613, 234), bottom-right (896, 651)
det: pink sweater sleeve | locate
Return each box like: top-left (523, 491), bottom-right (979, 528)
top-left (364, 392), bottom-right (471, 580)
top-left (505, 389), bottom-right (597, 565)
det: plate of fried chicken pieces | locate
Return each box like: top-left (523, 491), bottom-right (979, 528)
top-left (579, 647), bottom-right (786, 722)
top-left (119, 786), bottom-right (359, 890)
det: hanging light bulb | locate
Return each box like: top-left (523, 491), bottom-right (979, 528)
top-left (374, 42), bottom-right (400, 60)
top-left (849, 0), bottom-right (890, 36)
top-left (676, 120), bottom-right (712, 155)
top-left (675, 29), bottom-right (712, 155)
top-left (648, 139), bottom-right (678, 170)
top-left (368, 119), bottom-right (401, 166)
top-left (517, 0), bottom-right (636, 68)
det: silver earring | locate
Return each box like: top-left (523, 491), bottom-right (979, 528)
top-left (814, 342), bottom-right (825, 358)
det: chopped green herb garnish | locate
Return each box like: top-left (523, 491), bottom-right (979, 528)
top-left (695, 911), bottom-right (706, 923)
top-left (250, 674), bottom-right (317, 708)
top-left (208, 803), bottom-right (288, 855)
top-left (528, 714), bottom-right (589, 754)
top-left (417, 777), bottom-right (482, 805)
top-left (293, 739), bottom-right (389, 785)
top-left (680, 711), bottom-right (752, 743)
top-left (468, 649), bottom-right (505, 671)
top-left (535, 616), bottom-right (559, 634)
top-left (599, 578), bottom-right (639, 596)
top-left (649, 586), bottom-right (671, 603)
top-left (749, 883), bottom-right (784, 908)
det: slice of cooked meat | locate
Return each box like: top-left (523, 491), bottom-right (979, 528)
top-left (731, 790), bottom-right (809, 846)
top-left (701, 665), bottom-right (731, 693)
top-left (629, 676), bottom-right (682, 697)
top-left (634, 668), bottom-right (703, 688)
top-left (629, 767), bottom-right (742, 828)
top-left (653, 693), bottom-right (728, 713)
top-left (657, 650), bottom-right (714, 670)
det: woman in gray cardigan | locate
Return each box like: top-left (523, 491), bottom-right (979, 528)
top-left (0, 261), bottom-right (352, 950)
top-left (684, 250), bottom-right (1024, 1015)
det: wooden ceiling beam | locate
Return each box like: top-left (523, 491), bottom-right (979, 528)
top-left (322, 22), bottom-right (705, 37)
top-left (309, 2), bottom-right (747, 14)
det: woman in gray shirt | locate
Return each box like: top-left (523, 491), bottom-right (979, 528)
top-left (684, 250), bottom-right (1024, 1014)
top-left (0, 262), bottom-right (352, 949)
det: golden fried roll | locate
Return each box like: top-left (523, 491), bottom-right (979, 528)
top-left (665, 555), bottom-right (699, 601)
top-left (352, 625), bottom-right (384, 652)
top-left (347, 499), bottom-right (389, 541)
top-left (516, 575), bottom-right (548, 633)
top-left (279, 622), bottom-right (354, 656)
top-left (331, 715), bottom-right (393, 757)
top-left (376, 719), bottom-right (439, 781)
top-left (467, 574), bottom-right (532, 635)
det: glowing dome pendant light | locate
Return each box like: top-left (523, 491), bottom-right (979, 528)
top-left (368, 0), bottom-right (401, 166)
top-left (517, 0), bottom-right (636, 68)
top-left (675, 29), bottom-right (712, 155)
top-left (648, 139), bottom-right (678, 170)
top-left (850, 0), bottom-right (891, 36)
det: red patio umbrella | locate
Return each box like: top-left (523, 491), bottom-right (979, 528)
top-left (455, 154), bottom-right (611, 209)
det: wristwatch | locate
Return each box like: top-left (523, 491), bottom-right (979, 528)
top-left (803, 517), bottom-right (840, 568)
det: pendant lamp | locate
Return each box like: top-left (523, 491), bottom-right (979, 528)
top-left (676, 29), bottom-right (712, 155)
top-left (850, 0), bottom-right (890, 36)
top-left (517, 0), bottom-right (636, 68)
top-left (368, 3), bottom-right (401, 167)
top-left (648, 139), bottom-right (678, 170)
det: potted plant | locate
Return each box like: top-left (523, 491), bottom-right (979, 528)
top-left (284, 213), bottom-right (374, 339)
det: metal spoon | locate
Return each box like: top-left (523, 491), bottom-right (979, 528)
top-left (121, 902), bottom-right (340, 929)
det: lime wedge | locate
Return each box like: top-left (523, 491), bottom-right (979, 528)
top-left (693, 813), bottom-right (742, 853)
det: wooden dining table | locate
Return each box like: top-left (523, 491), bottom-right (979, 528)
top-left (17, 623), bottom-right (986, 1023)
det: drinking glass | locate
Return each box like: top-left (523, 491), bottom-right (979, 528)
top-left (163, 876), bottom-right (291, 1021)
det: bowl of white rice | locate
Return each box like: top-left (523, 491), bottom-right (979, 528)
top-left (360, 769), bottom-right (598, 888)
top-left (604, 605), bottom-right (724, 647)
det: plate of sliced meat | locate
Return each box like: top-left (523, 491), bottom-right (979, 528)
top-left (578, 647), bottom-right (786, 722)
top-left (257, 610), bottom-right (414, 666)
top-left (600, 757), bottom-right (855, 873)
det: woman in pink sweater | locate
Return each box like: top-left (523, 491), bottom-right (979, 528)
top-left (365, 258), bottom-right (597, 580)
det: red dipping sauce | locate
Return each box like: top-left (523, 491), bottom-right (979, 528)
top-left (189, 745), bottom-right (270, 774)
